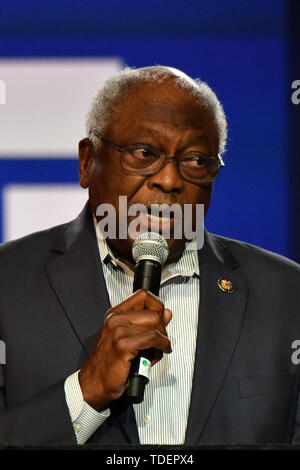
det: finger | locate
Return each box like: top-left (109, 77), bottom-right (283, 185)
top-left (150, 348), bottom-right (163, 366)
top-left (163, 308), bottom-right (172, 326)
top-left (111, 289), bottom-right (164, 313)
top-left (111, 325), bottom-right (172, 358)
top-left (105, 309), bottom-right (169, 332)
top-left (104, 311), bottom-right (117, 323)
top-left (108, 322), bottom-right (172, 353)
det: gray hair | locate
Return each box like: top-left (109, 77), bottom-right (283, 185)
top-left (86, 66), bottom-right (228, 155)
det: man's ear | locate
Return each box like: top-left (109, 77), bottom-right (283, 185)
top-left (78, 138), bottom-right (94, 188)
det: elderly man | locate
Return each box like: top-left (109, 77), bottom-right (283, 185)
top-left (1, 66), bottom-right (300, 446)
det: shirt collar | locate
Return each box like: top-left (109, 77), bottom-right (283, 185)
top-left (93, 216), bottom-right (200, 283)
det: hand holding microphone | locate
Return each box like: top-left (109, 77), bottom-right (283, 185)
top-left (78, 232), bottom-right (172, 410)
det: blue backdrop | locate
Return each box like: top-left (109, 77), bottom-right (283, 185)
top-left (0, 0), bottom-right (295, 260)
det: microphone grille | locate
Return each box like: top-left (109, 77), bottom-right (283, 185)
top-left (132, 232), bottom-right (169, 265)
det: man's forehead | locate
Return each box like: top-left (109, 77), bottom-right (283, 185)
top-left (102, 74), bottom-right (219, 151)
top-left (108, 95), bottom-right (216, 136)
top-left (131, 124), bottom-right (208, 138)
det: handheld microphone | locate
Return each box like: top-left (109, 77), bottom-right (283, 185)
top-left (125, 231), bottom-right (169, 404)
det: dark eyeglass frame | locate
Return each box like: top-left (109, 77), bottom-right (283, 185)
top-left (92, 131), bottom-right (225, 184)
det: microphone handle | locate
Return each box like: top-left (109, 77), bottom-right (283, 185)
top-left (133, 259), bottom-right (161, 296)
top-left (125, 259), bottom-right (162, 404)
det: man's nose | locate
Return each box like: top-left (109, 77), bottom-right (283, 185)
top-left (146, 158), bottom-right (184, 193)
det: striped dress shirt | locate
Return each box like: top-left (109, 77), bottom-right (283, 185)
top-left (65, 223), bottom-right (200, 445)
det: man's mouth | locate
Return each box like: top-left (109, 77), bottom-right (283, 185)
top-left (132, 206), bottom-right (177, 235)
top-left (138, 211), bottom-right (174, 232)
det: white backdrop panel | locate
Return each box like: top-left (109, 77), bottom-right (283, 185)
top-left (0, 58), bottom-right (122, 157)
top-left (3, 184), bottom-right (88, 241)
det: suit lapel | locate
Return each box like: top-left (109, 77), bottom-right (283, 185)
top-left (45, 202), bottom-right (139, 444)
top-left (45, 203), bottom-right (111, 359)
top-left (185, 232), bottom-right (248, 444)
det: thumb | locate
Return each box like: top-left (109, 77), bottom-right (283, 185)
top-left (163, 308), bottom-right (172, 326)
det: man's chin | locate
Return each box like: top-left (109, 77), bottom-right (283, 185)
top-left (105, 223), bottom-right (188, 265)
top-left (164, 238), bottom-right (187, 264)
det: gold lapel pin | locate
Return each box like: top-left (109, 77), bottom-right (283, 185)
top-left (217, 277), bottom-right (235, 294)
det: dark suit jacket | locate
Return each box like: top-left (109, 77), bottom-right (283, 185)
top-left (1, 202), bottom-right (300, 446)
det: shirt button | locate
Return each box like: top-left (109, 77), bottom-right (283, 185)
top-left (74, 423), bottom-right (82, 433)
top-left (144, 415), bottom-right (151, 424)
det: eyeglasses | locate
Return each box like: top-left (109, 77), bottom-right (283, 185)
top-left (92, 131), bottom-right (225, 184)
